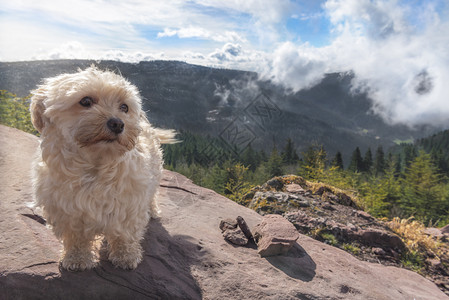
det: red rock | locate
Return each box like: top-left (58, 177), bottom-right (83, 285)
top-left (355, 210), bottom-right (375, 221)
top-left (285, 183), bottom-right (304, 193)
top-left (252, 214), bottom-right (299, 257)
top-left (1, 125), bottom-right (447, 300)
top-left (358, 229), bottom-right (406, 250)
top-left (237, 216), bottom-right (253, 240)
top-left (219, 218), bottom-right (238, 232)
top-left (223, 227), bottom-right (248, 246)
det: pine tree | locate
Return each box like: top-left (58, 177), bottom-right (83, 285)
top-left (331, 151), bottom-right (344, 170)
top-left (241, 144), bottom-right (257, 171)
top-left (281, 138), bottom-right (299, 165)
top-left (203, 164), bottom-right (227, 194)
top-left (363, 148), bottom-right (373, 173)
top-left (299, 144), bottom-right (327, 180)
top-left (401, 150), bottom-right (447, 223)
top-left (374, 146), bottom-right (386, 176)
top-left (224, 163), bottom-right (253, 204)
top-left (348, 147), bottom-right (363, 173)
top-left (266, 147), bottom-right (283, 178)
top-left (403, 144), bottom-right (417, 169)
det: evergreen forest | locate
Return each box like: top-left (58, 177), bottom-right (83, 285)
top-left (1, 90), bottom-right (448, 226)
top-left (164, 130), bottom-right (449, 226)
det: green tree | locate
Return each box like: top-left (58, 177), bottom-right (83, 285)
top-left (241, 144), bottom-right (258, 171)
top-left (374, 146), bottom-right (386, 176)
top-left (331, 151), bottom-right (344, 170)
top-left (203, 164), bottom-right (227, 194)
top-left (266, 147), bottom-right (284, 178)
top-left (281, 138), bottom-right (299, 165)
top-left (299, 144), bottom-right (327, 181)
top-left (363, 148), bottom-right (373, 173)
top-left (224, 163), bottom-right (253, 205)
top-left (348, 147), bottom-right (363, 173)
top-left (401, 151), bottom-right (448, 223)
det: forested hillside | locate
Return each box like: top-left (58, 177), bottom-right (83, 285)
top-left (0, 60), bottom-right (439, 161)
top-left (1, 87), bottom-right (448, 226)
top-left (164, 130), bottom-right (449, 227)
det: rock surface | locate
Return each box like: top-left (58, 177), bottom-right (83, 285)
top-left (0, 125), bottom-right (447, 300)
top-left (219, 217), bottom-right (250, 246)
top-left (253, 214), bottom-right (299, 257)
top-left (248, 174), bottom-right (449, 295)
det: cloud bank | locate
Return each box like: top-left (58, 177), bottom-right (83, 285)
top-left (267, 0), bottom-right (449, 127)
top-left (1, 0), bottom-right (448, 127)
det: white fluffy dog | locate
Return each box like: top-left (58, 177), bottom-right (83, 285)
top-left (30, 66), bottom-right (175, 271)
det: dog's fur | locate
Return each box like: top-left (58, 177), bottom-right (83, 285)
top-left (30, 66), bottom-right (176, 271)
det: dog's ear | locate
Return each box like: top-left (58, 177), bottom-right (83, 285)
top-left (30, 88), bottom-right (48, 133)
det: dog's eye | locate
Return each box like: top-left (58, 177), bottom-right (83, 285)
top-left (79, 97), bottom-right (93, 107)
top-left (120, 104), bottom-right (128, 113)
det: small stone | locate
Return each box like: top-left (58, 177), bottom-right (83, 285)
top-left (265, 178), bottom-right (284, 191)
top-left (373, 247), bottom-right (386, 256)
top-left (347, 223), bottom-right (357, 231)
top-left (390, 249), bottom-right (400, 260)
top-left (355, 211), bottom-right (374, 221)
top-left (237, 216), bottom-right (253, 240)
top-left (223, 227), bottom-right (248, 246)
top-left (285, 183), bottom-right (304, 194)
top-left (273, 193), bottom-right (289, 202)
top-left (322, 203), bottom-right (335, 211)
top-left (219, 219), bottom-right (237, 232)
top-left (253, 214), bottom-right (299, 257)
top-left (427, 258), bottom-right (443, 270)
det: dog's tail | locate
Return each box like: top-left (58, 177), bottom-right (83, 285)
top-left (140, 112), bottom-right (179, 144)
top-left (154, 128), bottom-right (179, 144)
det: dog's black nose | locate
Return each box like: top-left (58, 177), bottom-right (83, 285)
top-left (107, 118), bottom-right (124, 134)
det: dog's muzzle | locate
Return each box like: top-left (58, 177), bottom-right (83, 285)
top-left (107, 118), bottom-right (124, 134)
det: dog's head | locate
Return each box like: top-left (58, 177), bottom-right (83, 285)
top-left (31, 66), bottom-right (143, 155)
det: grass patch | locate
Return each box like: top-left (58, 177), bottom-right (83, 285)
top-left (388, 217), bottom-right (442, 257)
top-left (401, 250), bottom-right (425, 273)
top-left (343, 243), bottom-right (361, 255)
top-left (320, 232), bottom-right (339, 246)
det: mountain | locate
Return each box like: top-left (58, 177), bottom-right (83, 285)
top-left (0, 59), bottom-right (440, 161)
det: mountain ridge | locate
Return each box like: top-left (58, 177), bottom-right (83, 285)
top-left (0, 59), bottom-right (440, 160)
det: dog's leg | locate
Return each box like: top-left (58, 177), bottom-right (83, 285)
top-left (61, 232), bottom-right (97, 271)
top-left (107, 236), bottom-right (143, 270)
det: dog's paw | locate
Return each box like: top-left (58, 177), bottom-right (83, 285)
top-left (108, 244), bottom-right (142, 270)
top-left (61, 251), bottom-right (97, 271)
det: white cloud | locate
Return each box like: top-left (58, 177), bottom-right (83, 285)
top-left (2, 0), bottom-right (448, 128)
top-left (157, 27), bottom-right (245, 43)
top-left (265, 0), bottom-right (449, 127)
top-left (266, 41), bottom-right (331, 91)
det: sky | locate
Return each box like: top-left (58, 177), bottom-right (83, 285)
top-left (1, 0), bottom-right (449, 127)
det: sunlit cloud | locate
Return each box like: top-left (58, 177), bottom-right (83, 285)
top-left (1, 0), bottom-right (448, 127)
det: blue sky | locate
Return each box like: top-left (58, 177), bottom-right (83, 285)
top-left (1, 0), bottom-right (448, 126)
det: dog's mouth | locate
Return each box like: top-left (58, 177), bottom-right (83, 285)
top-left (103, 138), bottom-right (118, 143)
top-left (76, 131), bottom-right (137, 152)
top-left (80, 136), bottom-right (119, 147)
top-left (74, 120), bottom-right (139, 152)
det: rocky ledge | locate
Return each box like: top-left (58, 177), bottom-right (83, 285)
top-left (244, 174), bottom-right (449, 296)
top-left (0, 125), bottom-right (447, 300)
